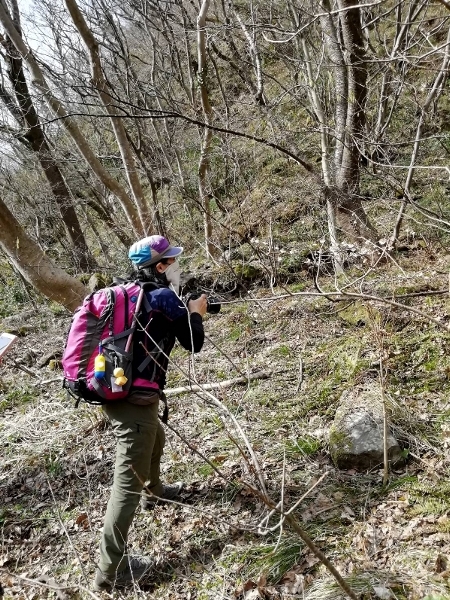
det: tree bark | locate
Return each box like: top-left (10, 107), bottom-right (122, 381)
top-left (321, 0), bottom-right (378, 243)
top-left (234, 7), bottom-right (265, 105)
top-left (197, 0), bottom-right (215, 259)
top-left (0, 197), bottom-right (86, 311)
top-left (320, 0), bottom-right (347, 174)
top-left (336, 0), bottom-right (367, 193)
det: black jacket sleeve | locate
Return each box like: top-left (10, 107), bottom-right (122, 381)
top-left (172, 312), bottom-right (204, 353)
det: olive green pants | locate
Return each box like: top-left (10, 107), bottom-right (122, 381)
top-left (98, 400), bottom-right (165, 575)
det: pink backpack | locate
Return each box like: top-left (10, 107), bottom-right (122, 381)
top-left (62, 281), bottom-right (155, 406)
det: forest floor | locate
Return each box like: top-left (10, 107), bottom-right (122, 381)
top-left (1, 246), bottom-right (450, 600)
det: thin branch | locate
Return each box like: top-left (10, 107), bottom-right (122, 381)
top-left (164, 419), bottom-right (227, 479)
top-left (64, 0), bottom-right (152, 234)
top-left (129, 465), bottom-right (261, 534)
top-left (222, 289), bottom-right (450, 332)
top-left (45, 475), bottom-right (90, 585)
top-left (0, 572), bottom-right (98, 600)
top-left (37, 107), bottom-right (317, 174)
top-left (0, 2), bottom-right (144, 236)
top-left (204, 333), bottom-right (246, 377)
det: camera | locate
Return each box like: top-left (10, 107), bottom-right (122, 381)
top-left (185, 292), bottom-right (221, 314)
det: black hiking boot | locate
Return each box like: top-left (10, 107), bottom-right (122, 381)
top-left (93, 555), bottom-right (155, 591)
top-left (140, 481), bottom-right (184, 510)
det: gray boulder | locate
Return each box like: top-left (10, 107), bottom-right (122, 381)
top-left (329, 385), bottom-right (403, 470)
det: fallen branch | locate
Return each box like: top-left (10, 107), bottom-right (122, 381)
top-left (10, 359), bottom-right (38, 377)
top-left (379, 357), bottom-right (389, 486)
top-left (34, 370), bottom-right (270, 392)
top-left (33, 377), bottom-right (63, 387)
top-left (295, 356), bottom-right (303, 394)
top-left (165, 370), bottom-right (270, 397)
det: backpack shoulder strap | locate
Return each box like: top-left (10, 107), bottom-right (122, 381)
top-left (136, 281), bottom-right (159, 313)
top-left (122, 282), bottom-right (158, 353)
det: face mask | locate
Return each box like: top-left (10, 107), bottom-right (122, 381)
top-left (163, 261), bottom-right (181, 294)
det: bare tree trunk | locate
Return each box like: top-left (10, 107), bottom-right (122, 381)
top-left (233, 6), bottom-right (265, 105)
top-left (197, 0), bottom-right (215, 259)
top-left (0, 1), bottom-right (145, 238)
top-left (320, 0), bottom-right (347, 175)
top-left (336, 0), bottom-right (367, 193)
top-left (124, 129), bottom-right (166, 235)
top-left (0, 197), bottom-right (86, 311)
top-left (65, 0), bottom-right (153, 235)
top-left (323, 0), bottom-right (378, 243)
top-left (83, 196), bottom-right (133, 249)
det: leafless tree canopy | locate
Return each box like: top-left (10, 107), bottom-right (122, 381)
top-left (0, 0), bottom-right (449, 304)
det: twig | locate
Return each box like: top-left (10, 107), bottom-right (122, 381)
top-left (220, 289), bottom-right (450, 330)
top-left (0, 572), bottom-right (77, 600)
top-left (204, 333), bottom-right (245, 377)
top-left (284, 472), bottom-right (329, 517)
top-left (337, 290), bottom-right (448, 331)
top-left (273, 451), bottom-right (286, 552)
top-left (219, 424), bottom-right (262, 483)
top-left (408, 451), bottom-right (435, 468)
top-left (137, 335), bottom-right (269, 498)
top-left (257, 472), bottom-right (328, 534)
top-left (246, 290), bottom-right (266, 311)
top-left (295, 356), bottom-right (303, 393)
top-left (34, 377), bottom-right (64, 386)
top-left (129, 466), bottom-right (260, 534)
top-left (2, 571), bottom-right (104, 600)
top-left (379, 357), bottom-right (389, 486)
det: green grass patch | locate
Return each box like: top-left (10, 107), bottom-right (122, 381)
top-left (0, 265), bottom-right (30, 317)
top-left (227, 534), bottom-right (303, 584)
top-left (196, 463), bottom-right (216, 477)
top-left (0, 384), bottom-right (34, 412)
top-left (45, 455), bottom-right (64, 478)
top-left (289, 282), bottom-right (307, 292)
top-left (228, 326), bottom-right (243, 341)
top-left (273, 345), bottom-right (291, 358)
top-left (284, 435), bottom-right (322, 457)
